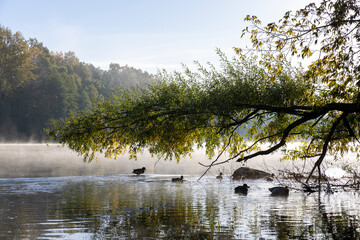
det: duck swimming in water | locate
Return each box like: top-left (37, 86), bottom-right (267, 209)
top-left (269, 186), bottom-right (289, 196)
top-left (216, 172), bottom-right (223, 180)
top-left (172, 175), bottom-right (184, 182)
top-left (132, 167), bottom-right (146, 175)
top-left (234, 184), bottom-right (250, 195)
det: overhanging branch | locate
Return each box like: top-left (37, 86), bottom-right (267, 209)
top-left (236, 109), bottom-right (326, 162)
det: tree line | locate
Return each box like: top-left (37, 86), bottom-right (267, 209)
top-left (0, 26), bottom-right (153, 141)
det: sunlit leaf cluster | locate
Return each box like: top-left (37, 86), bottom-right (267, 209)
top-left (238, 0), bottom-right (360, 103)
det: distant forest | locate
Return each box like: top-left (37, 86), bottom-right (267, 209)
top-left (0, 27), bottom-right (153, 141)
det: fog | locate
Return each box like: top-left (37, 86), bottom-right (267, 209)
top-left (0, 143), bottom-right (218, 178)
top-left (0, 143), bottom-right (357, 178)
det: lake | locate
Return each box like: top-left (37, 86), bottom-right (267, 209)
top-left (0, 144), bottom-right (359, 239)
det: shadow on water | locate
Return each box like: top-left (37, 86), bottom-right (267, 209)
top-left (1, 175), bottom-right (360, 239)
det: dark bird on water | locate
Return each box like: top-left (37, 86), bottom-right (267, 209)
top-left (234, 184), bottom-right (250, 195)
top-left (269, 186), bottom-right (289, 196)
top-left (216, 172), bottom-right (223, 180)
top-left (172, 175), bottom-right (184, 182)
top-left (132, 167), bottom-right (146, 175)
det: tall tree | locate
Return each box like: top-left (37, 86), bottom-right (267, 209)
top-left (237, 0), bottom-right (360, 181)
top-left (0, 26), bottom-right (37, 98)
top-left (48, 0), bottom-right (360, 182)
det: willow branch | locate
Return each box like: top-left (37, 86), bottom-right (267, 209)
top-left (343, 115), bottom-right (360, 143)
top-left (306, 112), bottom-right (348, 183)
top-left (217, 109), bottom-right (259, 134)
top-left (197, 126), bottom-right (239, 181)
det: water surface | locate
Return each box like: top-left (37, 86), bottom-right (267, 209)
top-left (1, 144), bottom-right (359, 239)
top-left (1, 174), bottom-right (359, 239)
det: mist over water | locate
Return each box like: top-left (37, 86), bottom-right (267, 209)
top-left (0, 143), bottom-right (357, 178)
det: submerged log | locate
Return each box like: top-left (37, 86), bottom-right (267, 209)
top-left (232, 167), bottom-right (272, 180)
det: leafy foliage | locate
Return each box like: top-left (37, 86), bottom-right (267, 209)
top-left (48, 52), bottom-right (309, 162)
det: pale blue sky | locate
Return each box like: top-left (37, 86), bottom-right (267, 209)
top-left (0, 0), bottom-right (318, 73)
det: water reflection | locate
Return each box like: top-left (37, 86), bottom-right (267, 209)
top-left (0, 175), bottom-right (359, 239)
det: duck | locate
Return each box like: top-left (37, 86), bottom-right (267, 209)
top-left (171, 175), bottom-right (184, 182)
top-left (132, 167), bottom-right (146, 175)
top-left (216, 172), bottom-right (223, 180)
top-left (234, 184), bottom-right (250, 195)
top-left (265, 174), bottom-right (275, 181)
top-left (269, 186), bottom-right (289, 196)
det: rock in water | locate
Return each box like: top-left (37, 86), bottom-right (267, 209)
top-left (232, 167), bottom-right (271, 180)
